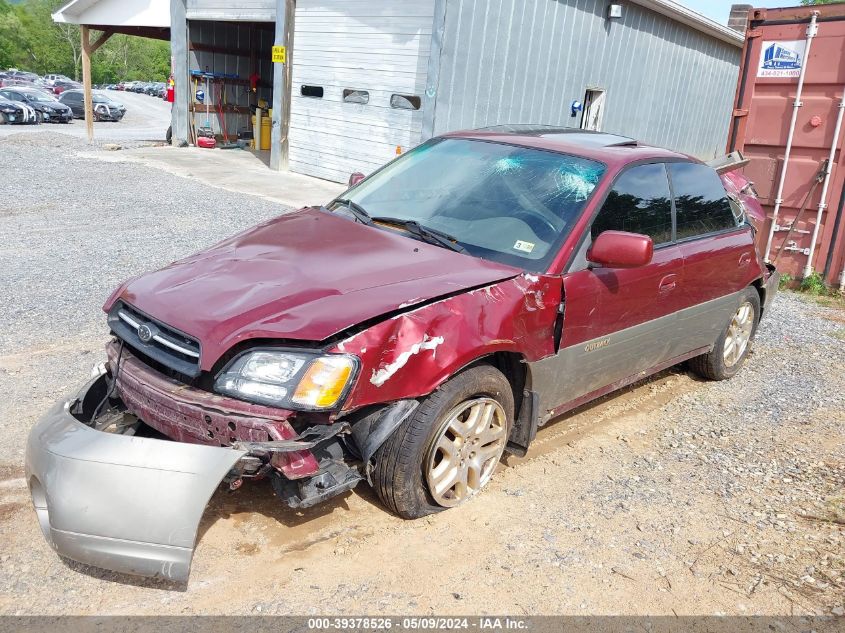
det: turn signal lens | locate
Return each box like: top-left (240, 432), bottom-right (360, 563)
top-left (291, 356), bottom-right (355, 409)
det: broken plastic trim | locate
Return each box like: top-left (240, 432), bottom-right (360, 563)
top-left (233, 421), bottom-right (351, 454)
top-left (348, 400), bottom-right (420, 481)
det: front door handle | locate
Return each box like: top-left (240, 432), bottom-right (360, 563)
top-left (658, 274), bottom-right (677, 293)
top-left (739, 252), bottom-right (753, 266)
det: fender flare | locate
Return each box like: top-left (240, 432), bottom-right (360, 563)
top-left (349, 399), bottom-right (419, 474)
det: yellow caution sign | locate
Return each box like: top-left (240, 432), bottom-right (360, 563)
top-left (272, 46), bottom-right (286, 63)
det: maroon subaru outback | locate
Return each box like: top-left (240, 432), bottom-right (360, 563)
top-left (26, 126), bottom-right (778, 581)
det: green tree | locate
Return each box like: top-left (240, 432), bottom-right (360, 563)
top-left (801, 0), bottom-right (845, 5)
top-left (3, 0), bottom-right (170, 82)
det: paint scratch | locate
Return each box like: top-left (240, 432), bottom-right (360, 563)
top-left (370, 334), bottom-right (445, 387)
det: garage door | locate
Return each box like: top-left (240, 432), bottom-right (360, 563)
top-left (289, 0), bottom-right (435, 183)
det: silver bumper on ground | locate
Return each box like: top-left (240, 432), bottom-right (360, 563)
top-left (25, 376), bottom-right (246, 582)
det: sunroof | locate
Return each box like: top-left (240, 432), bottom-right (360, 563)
top-left (477, 125), bottom-right (637, 148)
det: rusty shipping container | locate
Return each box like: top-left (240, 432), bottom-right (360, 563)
top-left (729, 4), bottom-right (845, 289)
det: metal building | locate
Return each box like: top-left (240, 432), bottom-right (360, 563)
top-left (171, 0), bottom-right (744, 183)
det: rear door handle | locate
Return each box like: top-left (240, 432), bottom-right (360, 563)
top-left (658, 274), bottom-right (677, 292)
top-left (739, 252), bottom-right (753, 266)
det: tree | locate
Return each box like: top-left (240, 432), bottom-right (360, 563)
top-left (1, 0), bottom-right (170, 82)
top-left (801, 0), bottom-right (845, 5)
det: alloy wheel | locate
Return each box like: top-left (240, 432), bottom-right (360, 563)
top-left (723, 300), bottom-right (754, 367)
top-left (425, 397), bottom-right (507, 507)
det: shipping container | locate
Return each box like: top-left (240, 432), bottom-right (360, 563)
top-left (728, 4), bottom-right (845, 289)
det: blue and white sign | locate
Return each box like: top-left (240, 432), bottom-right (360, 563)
top-left (758, 40), bottom-right (806, 78)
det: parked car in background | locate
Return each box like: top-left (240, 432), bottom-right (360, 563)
top-left (43, 73), bottom-right (73, 85)
top-left (24, 126), bottom-right (779, 582)
top-left (0, 77), bottom-right (35, 88)
top-left (0, 87), bottom-right (73, 123)
top-left (59, 89), bottom-right (126, 121)
top-left (0, 95), bottom-right (39, 124)
top-left (8, 70), bottom-right (39, 83)
top-left (51, 79), bottom-right (82, 95)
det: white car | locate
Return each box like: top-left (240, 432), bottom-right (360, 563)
top-left (43, 74), bottom-right (72, 85)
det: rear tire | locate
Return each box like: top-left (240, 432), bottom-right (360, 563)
top-left (689, 287), bottom-right (760, 381)
top-left (372, 365), bottom-right (514, 519)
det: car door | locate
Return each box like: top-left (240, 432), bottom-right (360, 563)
top-left (59, 92), bottom-right (76, 115)
top-left (667, 161), bottom-right (756, 353)
top-left (530, 162), bottom-right (686, 420)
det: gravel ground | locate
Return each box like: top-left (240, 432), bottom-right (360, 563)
top-left (0, 131), bottom-right (284, 462)
top-left (0, 131), bottom-right (843, 617)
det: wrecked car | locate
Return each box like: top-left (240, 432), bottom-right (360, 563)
top-left (26, 126), bottom-right (779, 582)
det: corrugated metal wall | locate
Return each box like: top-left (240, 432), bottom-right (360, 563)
top-left (187, 20), bottom-right (274, 139)
top-left (431, 0), bottom-right (742, 159)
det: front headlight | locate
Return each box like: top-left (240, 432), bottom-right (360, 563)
top-left (214, 350), bottom-right (357, 410)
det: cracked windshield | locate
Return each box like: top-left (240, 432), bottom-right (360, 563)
top-left (336, 138), bottom-right (606, 270)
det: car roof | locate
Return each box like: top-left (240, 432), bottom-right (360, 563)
top-left (443, 124), bottom-right (694, 168)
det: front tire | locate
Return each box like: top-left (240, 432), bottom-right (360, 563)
top-left (372, 365), bottom-right (513, 519)
top-left (689, 287), bottom-right (760, 381)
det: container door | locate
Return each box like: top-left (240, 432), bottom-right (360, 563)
top-left (288, 0), bottom-right (435, 183)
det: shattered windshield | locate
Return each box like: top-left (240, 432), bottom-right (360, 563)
top-left (335, 138), bottom-right (606, 271)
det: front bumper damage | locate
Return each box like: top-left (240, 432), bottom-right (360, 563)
top-left (25, 375), bottom-right (247, 582)
top-left (25, 357), bottom-right (415, 581)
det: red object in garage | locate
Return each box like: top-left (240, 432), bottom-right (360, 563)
top-left (728, 4), bottom-right (845, 289)
top-left (197, 136), bottom-right (216, 149)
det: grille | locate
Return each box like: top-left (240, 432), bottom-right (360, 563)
top-left (107, 301), bottom-right (202, 377)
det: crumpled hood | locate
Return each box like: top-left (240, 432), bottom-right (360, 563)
top-left (106, 208), bottom-right (521, 371)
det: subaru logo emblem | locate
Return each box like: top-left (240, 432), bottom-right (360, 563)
top-left (137, 324), bottom-right (153, 343)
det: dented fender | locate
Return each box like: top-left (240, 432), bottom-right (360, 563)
top-left (334, 274), bottom-right (562, 410)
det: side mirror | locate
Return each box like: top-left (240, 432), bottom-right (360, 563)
top-left (348, 172), bottom-right (365, 187)
top-left (587, 230), bottom-right (653, 268)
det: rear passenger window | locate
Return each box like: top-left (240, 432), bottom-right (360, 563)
top-left (591, 163), bottom-right (673, 245)
top-left (669, 162), bottom-right (737, 239)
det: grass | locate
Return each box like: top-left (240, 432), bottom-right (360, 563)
top-left (779, 270), bottom-right (845, 309)
top-left (800, 271), bottom-right (829, 296)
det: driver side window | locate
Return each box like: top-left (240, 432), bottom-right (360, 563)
top-left (591, 163), bottom-right (673, 246)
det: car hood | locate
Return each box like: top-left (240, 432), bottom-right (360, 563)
top-left (106, 208), bottom-right (522, 371)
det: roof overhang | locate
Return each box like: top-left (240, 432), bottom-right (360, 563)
top-left (52, 0), bottom-right (170, 29)
top-left (630, 0), bottom-right (745, 47)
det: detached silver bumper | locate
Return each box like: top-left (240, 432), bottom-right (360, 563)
top-left (25, 376), bottom-right (246, 582)
top-left (763, 263), bottom-right (780, 315)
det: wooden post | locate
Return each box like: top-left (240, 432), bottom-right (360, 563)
top-left (81, 25), bottom-right (93, 143)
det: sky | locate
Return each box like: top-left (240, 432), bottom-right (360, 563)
top-left (679, 0), bottom-right (802, 24)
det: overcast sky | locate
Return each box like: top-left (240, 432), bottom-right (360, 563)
top-left (680, 0), bottom-right (800, 24)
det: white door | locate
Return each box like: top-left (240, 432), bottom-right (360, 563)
top-left (581, 89), bottom-right (607, 132)
top-left (289, 0), bottom-right (435, 183)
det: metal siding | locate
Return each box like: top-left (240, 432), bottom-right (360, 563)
top-left (186, 0), bottom-right (275, 21)
top-left (288, 0), bottom-right (435, 183)
top-left (432, 0), bottom-right (741, 159)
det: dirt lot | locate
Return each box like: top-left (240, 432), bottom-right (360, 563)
top-left (0, 132), bottom-right (843, 617)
